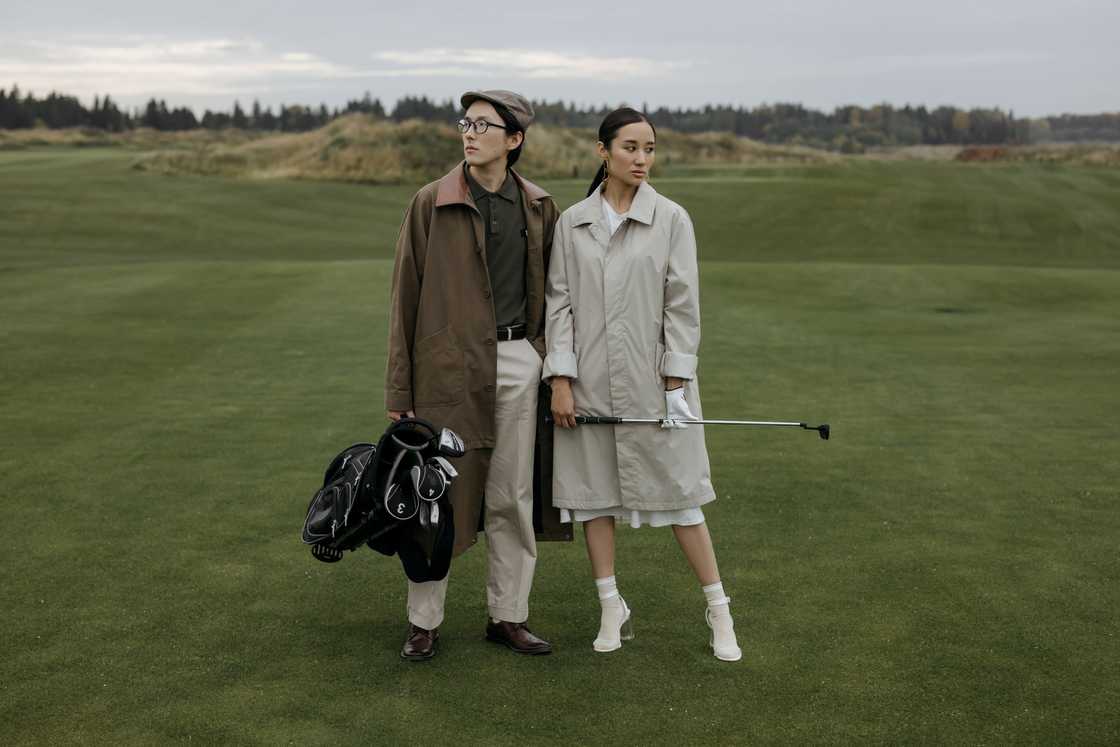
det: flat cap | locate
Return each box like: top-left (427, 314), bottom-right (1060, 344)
top-left (460, 90), bottom-right (535, 130)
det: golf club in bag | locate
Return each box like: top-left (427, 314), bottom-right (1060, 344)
top-left (547, 415), bottom-right (831, 440)
top-left (300, 417), bottom-right (466, 582)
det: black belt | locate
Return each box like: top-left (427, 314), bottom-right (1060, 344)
top-left (496, 324), bottom-right (526, 341)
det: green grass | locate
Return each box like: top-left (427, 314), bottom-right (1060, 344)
top-left (1, 149), bottom-right (1118, 744)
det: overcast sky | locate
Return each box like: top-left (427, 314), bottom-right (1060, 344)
top-left (3, 0), bottom-right (1117, 117)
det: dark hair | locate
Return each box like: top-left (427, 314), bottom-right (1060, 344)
top-left (586, 107), bottom-right (657, 197)
top-left (493, 103), bottom-right (525, 169)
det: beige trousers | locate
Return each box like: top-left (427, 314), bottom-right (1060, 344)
top-left (407, 338), bottom-right (542, 629)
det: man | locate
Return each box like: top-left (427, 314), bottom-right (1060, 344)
top-left (384, 90), bottom-right (562, 660)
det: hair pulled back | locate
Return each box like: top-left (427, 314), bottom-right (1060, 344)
top-left (586, 107), bottom-right (656, 197)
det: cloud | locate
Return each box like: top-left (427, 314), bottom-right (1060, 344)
top-left (0, 34), bottom-right (692, 103)
top-left (0, 35), bottom-right (364, 98)
top-left (373, 48), bottom-right (689, 79)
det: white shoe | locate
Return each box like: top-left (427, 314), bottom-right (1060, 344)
top-left (706, 597), bottom-right (742, 662)
top-left (593, 595), bottom-right (634, 652)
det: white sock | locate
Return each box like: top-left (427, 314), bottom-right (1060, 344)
top-left (703, 581), bottom-right (730, 618)
top-left (703, 580), bottom-right (741, 661)
top-left (596, 575), bottom-right (621, 606)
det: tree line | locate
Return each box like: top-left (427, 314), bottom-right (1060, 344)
top-left (2, 85), bottom-right (1117, 149)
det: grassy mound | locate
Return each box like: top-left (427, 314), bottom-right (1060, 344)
top-left (125, 114), bottom-right (835, 183)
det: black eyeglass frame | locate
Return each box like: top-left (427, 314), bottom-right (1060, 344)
top-left (457, 117), bottom-right (509, 135)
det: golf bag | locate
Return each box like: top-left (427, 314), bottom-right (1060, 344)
top-left (300, 417), bottom-right (465, 582)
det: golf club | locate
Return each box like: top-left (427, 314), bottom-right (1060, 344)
top-left (545, 415), bottom-right (831, 440)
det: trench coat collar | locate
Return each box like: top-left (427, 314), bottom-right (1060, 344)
top-left (570, 180), bottom-right (658, 227)
top-left (435, 161), bottom-right (550, 208)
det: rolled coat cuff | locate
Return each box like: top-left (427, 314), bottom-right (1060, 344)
top-left (660, 351), bottom-right (697, 379)
top-left (385, 388), bottom-right (413, 411)
top-left (542, 351), bottom-right (578, 381)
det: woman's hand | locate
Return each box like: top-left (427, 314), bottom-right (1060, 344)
top-left (550, 377), bottom-right (578, 429)
top-left (387, 409), bottom-right (415, 421)
top-left (662, 385), bottom-right (695, 429)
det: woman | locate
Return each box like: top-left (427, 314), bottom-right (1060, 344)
top-left (542, 108), bottom-right (741, 661)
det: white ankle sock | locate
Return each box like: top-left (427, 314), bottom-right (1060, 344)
top-left (703, 580), bottom-right (741, 661)
top-left (593, 575), bottom-right (631, 652)
top-left (595, 575), bottom-right (621, 605)
top-left (703, 581), bottom-right (730, 617)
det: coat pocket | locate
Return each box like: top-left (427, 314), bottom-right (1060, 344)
top-left (413, 326), bottom-right (465, 406)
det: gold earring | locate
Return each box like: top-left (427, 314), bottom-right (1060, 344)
top-left (602, 160), bottom-right (609, 183)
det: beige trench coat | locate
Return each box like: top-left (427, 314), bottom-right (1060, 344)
top-left (543, 181), bottom-right (716, 511)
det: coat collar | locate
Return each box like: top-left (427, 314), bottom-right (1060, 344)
top-left (435, 161), bottom-right (550, 208)
top-left (570, 180), bottom-right (658, 227)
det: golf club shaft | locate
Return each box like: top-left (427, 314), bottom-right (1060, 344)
top-left (573, 414), bottom-right (801, 425)
top-left (548, 415), bottom-right (831, 440)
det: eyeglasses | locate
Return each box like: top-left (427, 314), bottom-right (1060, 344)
top-left (457, 117), bottom-right (508, 135)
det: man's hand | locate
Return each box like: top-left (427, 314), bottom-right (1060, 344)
top-left (387, 409), bottom-right (415, 421)
top-left (550, 377), bottom-right (578, 429)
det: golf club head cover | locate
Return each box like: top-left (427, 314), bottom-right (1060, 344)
top-left (410, 463), bottom-right (448, 502)
top-left (383, 482), bottom-right (419, 521)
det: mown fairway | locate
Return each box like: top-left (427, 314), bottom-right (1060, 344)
top-left (1, 149), bottom-right (1118, 744)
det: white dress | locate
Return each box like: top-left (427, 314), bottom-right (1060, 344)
top-left (558, 192), bottom-right (706, 529)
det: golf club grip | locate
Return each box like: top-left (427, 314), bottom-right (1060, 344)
top-left (574, 416), bottom-right (621, 425)
top-left (543, 415), bottom-right (622, 425)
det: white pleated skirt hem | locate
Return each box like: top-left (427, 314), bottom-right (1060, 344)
top-left (559, 506), bottom-right (705, 529)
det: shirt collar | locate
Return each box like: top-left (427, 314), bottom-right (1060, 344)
top-left (572, 180), bottom-right (658, 227)
top-left (465, 165), bottom-right (518, 203)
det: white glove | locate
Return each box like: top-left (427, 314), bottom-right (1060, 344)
top-left (662, 387), bottom-right (695, 429)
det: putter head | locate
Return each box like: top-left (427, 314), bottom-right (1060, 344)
top-left (819, 424), bottom-right (830, 440)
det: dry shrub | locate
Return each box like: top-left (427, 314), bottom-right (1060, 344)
top-left (954, 143), bottom-right (1120, 166)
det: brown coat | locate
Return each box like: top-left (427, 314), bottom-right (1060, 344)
top-left (385, 162), bottom-right (570, 553)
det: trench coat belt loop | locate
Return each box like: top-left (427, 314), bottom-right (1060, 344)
top-left (496, 323), bottom-right (527, 341)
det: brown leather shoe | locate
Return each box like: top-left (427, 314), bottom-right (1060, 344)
top-left (485, 620), bottom-right (553, 655)
top-left (400, 624), bottom-right (439, 661)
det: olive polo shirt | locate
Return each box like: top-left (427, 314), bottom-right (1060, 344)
top-left (465, 165), bottom-right (527, 328)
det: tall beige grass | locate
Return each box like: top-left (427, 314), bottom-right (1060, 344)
top-left (128, 114), bottom-right (836, 183)
top-left (11, 115), bottom-right (1115, 181)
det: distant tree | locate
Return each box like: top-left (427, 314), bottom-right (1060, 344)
top-left (141, 99), bottom-right (161, 129)
top-left (6, 82), bottom-right (1120, 146)
top-left (232, 101), bottom-right (248, 129)
top-left (391, 95), bottom-right (457, 123)
top-left (257, 105), bottom-right (277, 131)
top-left (201, 110), bottom-right (231, 130)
